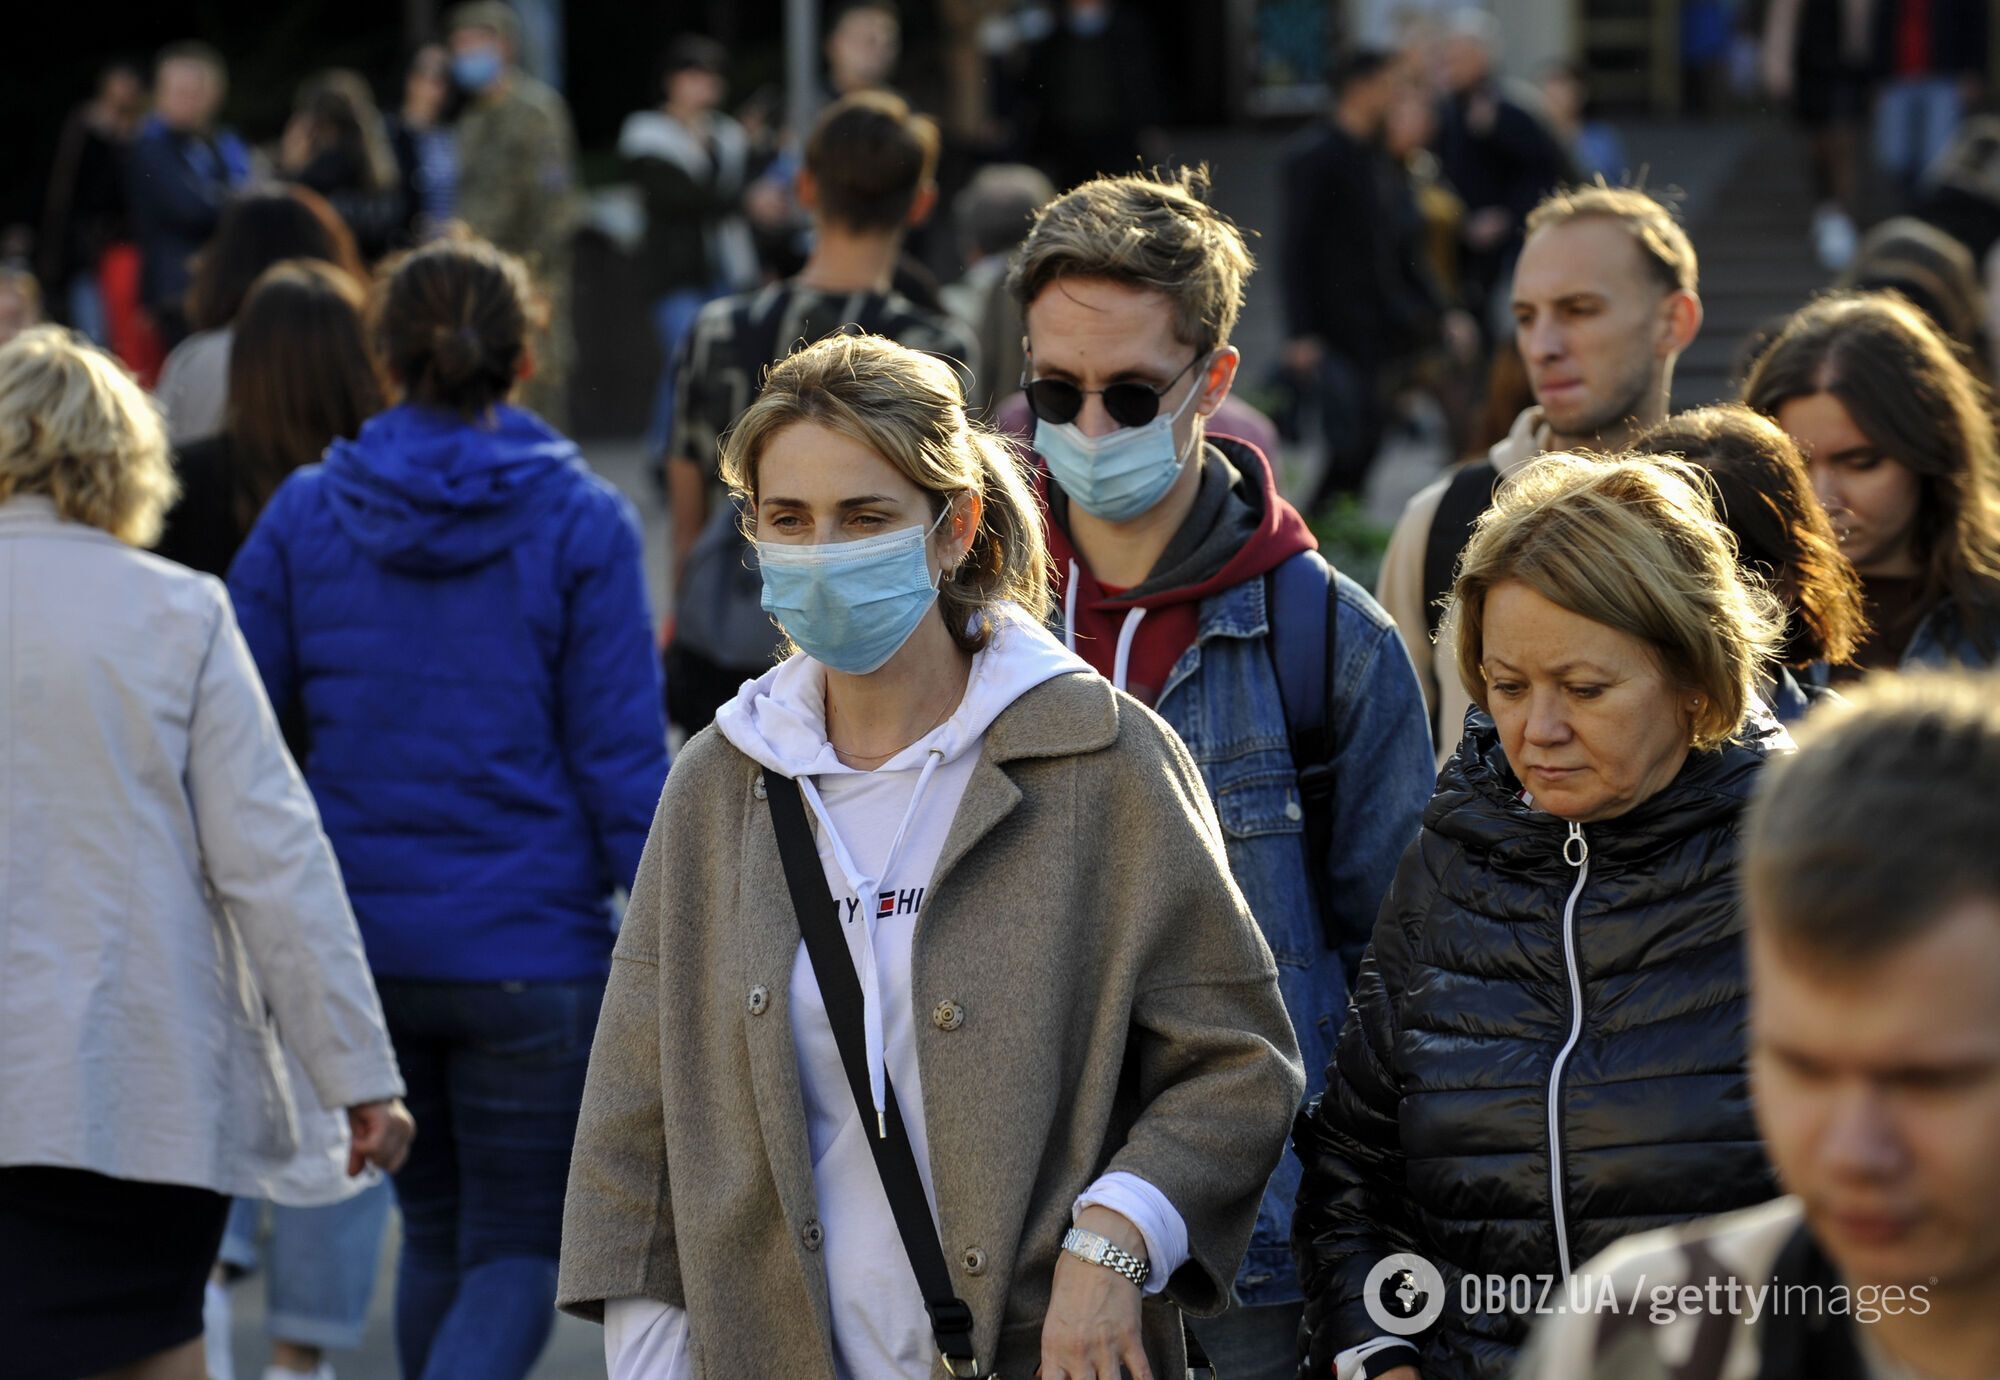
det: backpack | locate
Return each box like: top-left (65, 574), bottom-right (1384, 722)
top-left (1419, 458), bottom-right (1503, 741)
top-left (1264, 549), bottom-right (1341, 955)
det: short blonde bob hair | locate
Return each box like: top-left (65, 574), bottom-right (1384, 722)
top-left (720, 331), bottom-right (1051, 655)
top-left (0, 326), bottom-right (177, 547)
top-left (1445, 452), bottom-right (1784, 751)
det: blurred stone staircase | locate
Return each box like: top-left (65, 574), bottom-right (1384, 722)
top-left (1666, 122), bottom-right (1831, 405)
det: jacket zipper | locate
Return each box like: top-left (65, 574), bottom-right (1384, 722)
top-left (1546, 820), bottom-right (1590, 1280)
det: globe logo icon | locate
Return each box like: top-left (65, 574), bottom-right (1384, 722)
top-left (1362, 1252), bottom-right (1447, 1336)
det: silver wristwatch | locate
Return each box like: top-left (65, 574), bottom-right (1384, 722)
top-left (1061, 1227), bottom-right (1150, 1288)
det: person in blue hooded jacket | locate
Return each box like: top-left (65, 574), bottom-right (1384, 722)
top-left (228, 234), bottom-right (669, 1380)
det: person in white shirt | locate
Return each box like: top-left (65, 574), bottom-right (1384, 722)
top-left (557, 331), bottom-right (1304, 1380)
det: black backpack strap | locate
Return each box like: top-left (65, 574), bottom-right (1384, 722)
top-left (764, 768), bottom-right (985, 1378)
top-left (1421, 459), bottom-right (1501, 643)
top-left (1266, 550), bottom-right (1340, 953)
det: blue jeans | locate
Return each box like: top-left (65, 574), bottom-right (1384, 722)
top-left (1186, 1299), bottom-right (1305, 1380)
top-left (647, 286), bottom-right (722, 457)
top-left (1875, 75), bottom-right (1963, 188)
top-left (376, 977), bottom-right (605, 1380)
top-left (218, 1180), bottom-right (394, 1350)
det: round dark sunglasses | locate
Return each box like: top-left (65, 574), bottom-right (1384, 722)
top-left (1022, 353), bottom-right (1205, 429)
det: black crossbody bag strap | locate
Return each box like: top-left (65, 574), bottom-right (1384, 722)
top-left (764, 768), bottom-right (985, 1378)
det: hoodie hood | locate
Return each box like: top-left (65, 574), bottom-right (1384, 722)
top-left (322, 404), bottom-right (585, 574)
top-left (715, 600), bottom-right (1091, 779)
top-left (1045, 435), bottom-right (1316, 612)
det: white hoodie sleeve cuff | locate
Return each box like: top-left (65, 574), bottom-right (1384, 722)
top-left (604, 1296), bottom-right (692, 1380)
top-left (1072, 1171), bottom-right (1187, 1297)
top-left (1336, 1335), bottom-right (1421, 1379)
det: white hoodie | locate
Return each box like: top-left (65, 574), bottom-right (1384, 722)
top-left (604, 605), bottom-right (1190, 1379)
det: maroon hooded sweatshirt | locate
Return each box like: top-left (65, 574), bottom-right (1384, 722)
top-left (1044, 436), bottom-right (1317, 707)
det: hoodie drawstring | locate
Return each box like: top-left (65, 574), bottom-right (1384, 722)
top-left (799, 746), bottom-right (947, 1139)
top-left (1064, 558), bottom-right (1148, 693)
top-left (1063, 560), bottom-right (1080, 656)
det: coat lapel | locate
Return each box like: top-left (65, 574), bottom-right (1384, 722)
top-left (929, 672), bottom-right (1119, 889)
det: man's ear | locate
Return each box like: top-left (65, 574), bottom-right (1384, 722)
top-left (795, 167), bottom-right (820, 213)
top-left (1195, 346), bottom-right (1241, 418)
top-left (1661, 290), bottom-right (1703, 358)
top-left (905, 180), bottom-right (939, 229)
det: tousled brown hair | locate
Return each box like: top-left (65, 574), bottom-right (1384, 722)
top-left (186, 187), bottom-right (365, 333)
top-left (374, 234), bottom-right (536, 416)
top-left (1636, 405), bottom-right (1867, 668)
top-left (1744, 291), bottom-right (2000, 649)
top-left (804, 91), bottom-right (939, 233)
top-left (226, 260), bottom-right (383, 522)
top-left (1008, 166), bottom-right (1254, 353)
top-left (1748, 672), bottom-right (2000, 962)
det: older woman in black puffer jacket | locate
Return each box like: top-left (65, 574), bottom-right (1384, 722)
top-left (1292, 453), bottom-right (1792, 1380)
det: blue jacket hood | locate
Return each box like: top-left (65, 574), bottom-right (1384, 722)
top-left (322, 404), bottom-right (584, 573)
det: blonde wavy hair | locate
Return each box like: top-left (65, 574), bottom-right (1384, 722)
top-left (1444, 452), bottom-right (1785, 751)
top-left (720, 331), bottom-right (1050, 655)
top-left (0, 327), bottom-right (177, 546)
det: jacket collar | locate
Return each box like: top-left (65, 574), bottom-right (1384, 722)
top-left (1432, 705), bottom-right (1792, 868)
top-left (0, 495), bottom-right (120, 545)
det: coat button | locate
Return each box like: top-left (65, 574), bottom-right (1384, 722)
top-left (1284, 798), bottom-right (1303, 822)
top-left (747, 985), bottom-right (770, 1016)
top-left (932, 999), bottom-right (965, 1032)
top-left (802, 1217), bottom-right (823, 1251)
top-left (962, 1246), bottom-right (988, 1276)
top-left (753, 776), bottom-right (768, 800)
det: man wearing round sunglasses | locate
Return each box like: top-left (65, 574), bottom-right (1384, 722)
top-left (1007, 167), bottom-right (1435, 1380)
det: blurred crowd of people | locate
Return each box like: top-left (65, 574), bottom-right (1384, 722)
top-left (5, 5), bottom-right (2000, 1380)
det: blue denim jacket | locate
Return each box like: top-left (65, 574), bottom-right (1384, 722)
top-left (1903, 596), bottom-right (2000, 671)
top-left (1061, 568), bottom-right (1435, 1305)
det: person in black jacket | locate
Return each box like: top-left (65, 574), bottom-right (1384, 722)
top-left (619, 35), bottom-right (756, 459)
top-left (1433, 12), bottom-right (1573, 336)
top-left (1292, 452), bottom-right (1791, 1380)
top-left (1281, 47), bottom-right (1445, 511)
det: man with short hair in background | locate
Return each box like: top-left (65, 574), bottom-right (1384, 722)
top-left (1518, 671), bottom-right (2000, 1380)
top-left (662, 91), bottom-right (975, 738)
top-left (445, 0), bottom-right (581, 427)
top-left (939, 162), bottom-right (1054, 416)
top-left (126, 41), bottom-right (248, 347)
top-left (1376, 183), bottom-right (1703, 759)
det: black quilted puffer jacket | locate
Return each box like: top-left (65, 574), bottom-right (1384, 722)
top-left (1292, 710), bottom-right (1790, 1380)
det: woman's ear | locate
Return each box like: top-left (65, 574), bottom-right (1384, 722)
top-left (952, 491), bottom-right (984, 562)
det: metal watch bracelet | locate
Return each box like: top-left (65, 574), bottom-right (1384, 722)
top-left (1060, 1226), bottom-right (1150, 1288)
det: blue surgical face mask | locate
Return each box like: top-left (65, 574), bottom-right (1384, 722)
top-left (452, 47), bottom-right (504, 92)
top-left (757, 506), bottom-right (951, 675)
top-left (1033, 365), bottom-right (1206, 523)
